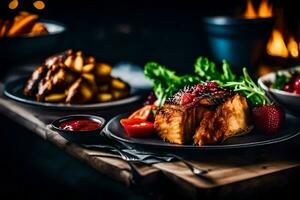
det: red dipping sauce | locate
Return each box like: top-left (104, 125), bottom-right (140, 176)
top-left (59, 119), bottom-right (102, 131)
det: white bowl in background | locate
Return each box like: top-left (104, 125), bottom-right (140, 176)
top-left (258, 66), bottom-right (300, 117)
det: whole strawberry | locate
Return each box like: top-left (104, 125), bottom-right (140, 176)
top-left (252, 105), bottom-right (285, 134)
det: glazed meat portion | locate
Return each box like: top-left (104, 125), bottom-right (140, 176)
top-left (155, 104), bottom-right (205, 144)
top-left (154, 83), bottom-right (251, 145)
top-left (193, 94), bottom-right (251, 145)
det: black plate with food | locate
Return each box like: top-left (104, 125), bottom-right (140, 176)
top-left (107, 57), bottom-right (300, 151)
top-left (105, 113), bottom-right (300, 150)
top-left (3, 49), bottom-right (147, 110)
top-left (4, 76), bottom-right (145, 110)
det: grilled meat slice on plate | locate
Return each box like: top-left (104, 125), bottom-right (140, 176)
top-left (155, 103), bottom-right (205, 144)
top-left (154, 83), bottom-right (252, 145)
top-left (193, 94), bottom-right (251, 145)
top-left (23, 65), bottom-right (47, 97)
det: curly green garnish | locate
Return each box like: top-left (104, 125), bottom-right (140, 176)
top-left (144, 62), bottom-right (201, 106)
top-left (144, 57), bottom-right (271, 107)
top-left (223, 68), bottom-right (271, 106)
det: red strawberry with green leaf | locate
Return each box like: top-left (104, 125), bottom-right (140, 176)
top-left (252, 104), bottom-right (285, 134)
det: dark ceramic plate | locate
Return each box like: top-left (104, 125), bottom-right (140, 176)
top-left (105, 113), bottom-right (300, 150)
top-left (4, 76), bottom-right (146, 111)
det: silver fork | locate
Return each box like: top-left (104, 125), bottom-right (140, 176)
top-left (86, 144), bottom-right (208, 177)
top-left (87, 144), bottom-right (143, 184)
top-left (122, 152), bottom-right (208, 176)
top-left (116, 140), bottom-right (208, 176)
top-left (117, 142), bottom-right (208, 176)
top-left (166, 153), bottom-right (208, 176)
top-left (113, 147), bottom-right (142, 184)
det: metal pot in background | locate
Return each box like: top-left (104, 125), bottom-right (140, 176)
top-left (202, 16), bottom-right (274, 75)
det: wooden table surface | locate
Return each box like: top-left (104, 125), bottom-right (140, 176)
top-left (1, 82), bottom-right (300, 199)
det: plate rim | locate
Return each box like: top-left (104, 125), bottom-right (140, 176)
top-left (105, 113), bottom-right (300, 150)
top-left (3, 76), bottom-right (145, 110)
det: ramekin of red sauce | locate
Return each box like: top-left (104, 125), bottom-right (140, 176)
top-left (51, 115), bottom-right (105, 142)
top-left (59, 119), bottom-right (102, 131)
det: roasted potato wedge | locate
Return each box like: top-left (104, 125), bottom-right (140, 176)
top-left (44, 93), bottom-right (66, 102)
top-left (74, 51), bottom-right (84, 72)
top-left (64, 55), bottom-right (74, 68)
top-left (96, 63), bottom-right (112, 77)
top-left (7, 14), bottom-right (38, 37)
top-left (82, 73), bottom-right (97, 93)
top-left (82, 64), bottom-right (95, 73)
top-left (112, 90), bottom-right (129, 99)
top-left (111, 78), bottom-right (128, 90)
top-left (0, 20), bottom-right (11, 37)
top-left (97, 93), bottom-right (113, 102)
top-left (82, 73), bottom-right (95, 83)
top-left (29, 23), bottom-right (48, 36)
top-left (86, 56), bottom-right (95, 64)
top-left (81, 83), bottom-right (94, 101)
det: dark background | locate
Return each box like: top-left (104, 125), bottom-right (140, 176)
top-left (1, 0), bottom-right (299, 73)
top-left (1, 0), bottom-right (300, 199)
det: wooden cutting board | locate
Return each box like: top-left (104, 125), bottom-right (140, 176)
top-left (1, 83), bottom-right (300, 199)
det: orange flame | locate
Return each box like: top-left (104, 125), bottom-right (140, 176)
top-left (244, 0), bottom-right (257, 19)
top-left (287, 37), bottom-right (299, 58)
top-left (244, 0), bottom-right (273, 18)
top-left (258, 0), bottom-right (273, 18)
top-left (266, 29), bottom-right (289, 58)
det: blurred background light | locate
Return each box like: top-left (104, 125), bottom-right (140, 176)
top-left (33, 0), bottom-right (45, 10)
top-left (8, 0), bottom-right (18, 9)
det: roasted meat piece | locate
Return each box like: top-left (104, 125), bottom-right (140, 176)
top-left (36, 65), bottom-right (60, 101)
top-left (154, 83), bottom-right (251, 145)
top-left (23, 65), bottom-right (47, 96)
top-left (36, 65), bottom-right (77, 101)
top-left (44, 49), bottom-right (72, 67)
top-left (155, 104), bottom-right (205, 144)
top-left (193, 94), bottom-right (251, 145)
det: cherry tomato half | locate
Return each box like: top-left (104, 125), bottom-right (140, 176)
top-left (120, 118), bottom-right (154, 138)
top-left (128, 105), bottom-right (158, 121)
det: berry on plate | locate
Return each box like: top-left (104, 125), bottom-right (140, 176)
top-left (252, 104), bottom-right (285, 134)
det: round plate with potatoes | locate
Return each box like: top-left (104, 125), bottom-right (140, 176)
top-left (3, 49), bottom-right (146, 110)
